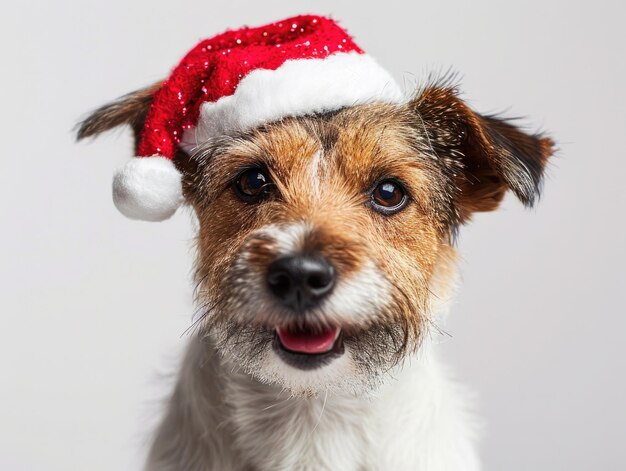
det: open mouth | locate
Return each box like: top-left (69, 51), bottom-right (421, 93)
top-left (273, 326), bottom-right (344, 370)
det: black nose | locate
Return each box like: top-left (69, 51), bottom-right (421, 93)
top-left (266, 254), bottom-right (335, 311)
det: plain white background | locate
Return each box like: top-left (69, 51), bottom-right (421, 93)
top-left (1, 1), bottom-right (624, 469)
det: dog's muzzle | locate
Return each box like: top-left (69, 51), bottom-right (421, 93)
top-left (265, 252), bottom-right (344, 369)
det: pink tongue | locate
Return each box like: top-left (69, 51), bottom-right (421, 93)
top-left (277, 327), bottom-right (338, 354)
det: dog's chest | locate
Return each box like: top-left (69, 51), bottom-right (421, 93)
top-left (225, 377), bottom-right (376, 471)
top-left (219, 356), bottom-right (481, 471)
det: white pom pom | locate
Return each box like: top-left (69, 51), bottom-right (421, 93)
top-left (112, 157), bottom-right (183, 222)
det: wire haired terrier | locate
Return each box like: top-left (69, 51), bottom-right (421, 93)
top-left (78, 15), bottom-right (553, 471)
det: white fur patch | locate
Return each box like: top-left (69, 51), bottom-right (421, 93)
top-left (180, 52), bottom-right (404, 151)
top-left (264, 344), bottom-right (360, 396)
top-left (255, 222), bottom-right (311, 254)
top-left (308, 150), bottom-right (323, 197)
top-left (323, 260), bottom-right (391, 324)
top-left (210, 344), bottom-right (481, 471)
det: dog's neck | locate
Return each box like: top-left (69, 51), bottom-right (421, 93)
top-left (145, 335), bottom-right (480, 471)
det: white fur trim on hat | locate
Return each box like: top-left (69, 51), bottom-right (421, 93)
top-left (180, 52), bottom-right (404, 152)
top-left (112, 156), bottom-right (183, 221)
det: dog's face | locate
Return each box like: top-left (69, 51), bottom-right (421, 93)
top-left (188, 104), bottom-right (455, 395)
top-left (79, 83), bottom-right (553, 396)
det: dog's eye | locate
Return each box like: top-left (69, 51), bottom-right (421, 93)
top-left (234, 167), bottom-right (272, 202)
top-left (371, 180), bottom-right (408, 214)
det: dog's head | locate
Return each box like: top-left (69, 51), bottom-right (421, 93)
top-left (78, 82), bottom-right (553, 396)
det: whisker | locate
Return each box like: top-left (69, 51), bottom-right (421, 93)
top-left (262, 396), bottom-right (293, 411)
top-left (310, 387), bottom-right (329, 435)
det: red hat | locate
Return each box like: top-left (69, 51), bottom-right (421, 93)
top-left (114, 15), bottom-right (403, 221)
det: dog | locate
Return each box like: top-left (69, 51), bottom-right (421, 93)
top-left (77, 15), bottom-right (553, 471)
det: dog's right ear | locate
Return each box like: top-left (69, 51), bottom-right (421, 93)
top-left (75, 81), bottom-right (162, 150)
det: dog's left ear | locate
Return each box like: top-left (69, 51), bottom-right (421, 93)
top-left (410, 86), bottom-right (554, 222)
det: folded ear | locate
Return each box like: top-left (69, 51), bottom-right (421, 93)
top-left (410, 85), bottom-right (554, 222)
top-left (76, 81), bottom-right (162, 150)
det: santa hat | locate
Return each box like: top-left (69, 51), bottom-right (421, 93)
top-left (115, 15), bottom-right (403, 221)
